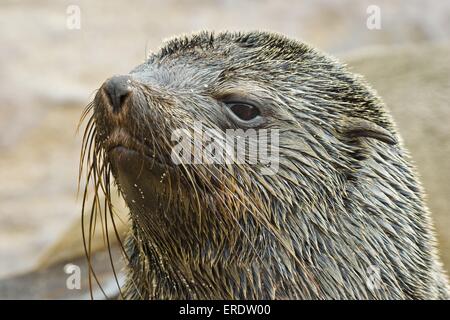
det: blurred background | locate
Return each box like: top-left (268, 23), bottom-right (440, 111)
top-left (0, 0), bottom-right (449, 299)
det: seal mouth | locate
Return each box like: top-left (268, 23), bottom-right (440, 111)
top-left (104, 128), bottom-right (164, 165)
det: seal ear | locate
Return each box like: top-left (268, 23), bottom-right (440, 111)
top-left (341, 117), bottom-right (397, 145)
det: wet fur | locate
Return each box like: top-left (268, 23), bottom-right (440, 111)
top-left (80, 31), bottom-right (449, 299)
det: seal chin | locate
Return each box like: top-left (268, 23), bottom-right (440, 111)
top-left (108, 145), bottom-right (170, 183)
top-left (109, 146), bottom-right (175, 213)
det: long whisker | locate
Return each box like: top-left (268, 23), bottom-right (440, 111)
top-left (79, 102), bottom-right (122, 300)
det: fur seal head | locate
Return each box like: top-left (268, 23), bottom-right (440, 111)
top-left (80, 31), bottom-right (449, 299)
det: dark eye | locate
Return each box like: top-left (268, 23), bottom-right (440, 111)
top-left (228, 103), bottom-right (261, 121)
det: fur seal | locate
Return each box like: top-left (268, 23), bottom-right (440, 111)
top-left (80, 31), bottom-right (449, 299)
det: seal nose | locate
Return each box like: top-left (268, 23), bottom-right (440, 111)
top-left (103, 75), bottom-right (132, 113)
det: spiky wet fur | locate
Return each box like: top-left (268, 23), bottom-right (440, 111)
top-left (80, 31), bottom-right (449, 299)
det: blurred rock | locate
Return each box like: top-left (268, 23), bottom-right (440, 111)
top-left (0, 246), bottom-right (125, 300)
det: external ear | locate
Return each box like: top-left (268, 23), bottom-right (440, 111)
top-left (341, 117), bottom-right (397, 145)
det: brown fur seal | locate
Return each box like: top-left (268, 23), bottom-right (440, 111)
top-left (80, 31), bottom-right (449, 299)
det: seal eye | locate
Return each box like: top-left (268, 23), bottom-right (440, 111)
top-left (228, 103), bottom-right (261, 121)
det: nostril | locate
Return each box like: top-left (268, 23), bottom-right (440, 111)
top-left (103, 75), bottom-right (132, 113)
top-left (119, 92), bottom-right (129, 109)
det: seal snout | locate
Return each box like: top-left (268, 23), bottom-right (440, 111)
top-left (103, 75), bottom-right (133, 114)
